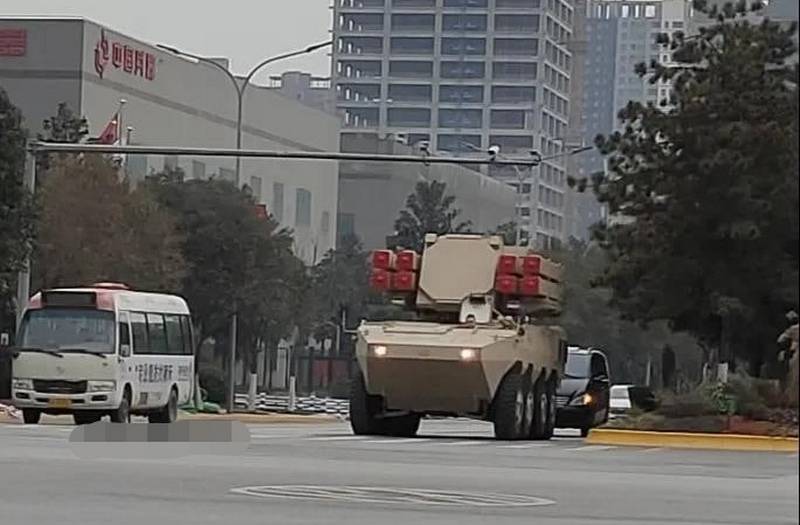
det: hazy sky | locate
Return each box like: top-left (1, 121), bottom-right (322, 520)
top-left (3, 0), bottom-right (334, 79)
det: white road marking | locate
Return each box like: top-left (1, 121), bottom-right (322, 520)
top-left (568, 445), bottom-right (616, 452)
top-left (498, 443), bottom-right (549, 449)
top-left (362, 438), bottom-right (427, 444)
top-left (443, 440), bottom-right (486, 446)
top-left (307, 435), bottom-right (369, 441)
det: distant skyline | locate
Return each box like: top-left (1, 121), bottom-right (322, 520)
top-left (2, 0), bottom-right (333, 82)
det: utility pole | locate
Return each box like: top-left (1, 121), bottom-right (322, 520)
top-left (15, 146), bottom-right (37, 333)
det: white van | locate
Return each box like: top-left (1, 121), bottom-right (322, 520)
top-left (12, 283), bottom-right (194, 425)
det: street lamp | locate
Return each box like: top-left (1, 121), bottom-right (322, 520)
top-left (157, 40), bottom-right (333, 187)
top-left (157, 40), bottom-right (333, 414)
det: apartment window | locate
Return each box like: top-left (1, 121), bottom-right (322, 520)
top-left (496, 0), bottom-right (541, 8)
top-left (340, 13), bottom-right (384, 32)
top-left (388, 84), bottom-right (432, 102)
top-left (437, 134), bottom-right (482, 152)
top-left (337, 83), bottom-right (380, 102)
top-left (443, 0), bottom-right (488, 7)
top-left (493, 62), bottom-right (538, 80)
top-left (491, 109), bottom-right (526, 129)
top-left (671, 21), bottom-right (684, 28)
top-left (391, 14), bottom-right (435, 32)
top-left (272, 182), bottom-right (284, 222)
top-left (390, 37), bottom-right (434, 55)
top-left (489, 135), bottom-right (534, 151)
top-left (494, 38), bottom-right (539, 56)
top-left (249, 176), bottom-right (263, 203)
top-left (441, 61), bottom-right (485, 79)
top-left (389, 60), bottom-right (433, 78)
top-left (408, 133), bottom-right (431, 146)
top-left (344, 107), bottom-right (379, 127)
top-left (191, 160), bottom-right (206, 180)
top-left (440, 85), bottom-right (484, 103)
top-left (388, 108), bottom-right (432, 127)
top-left (495, 14), bottom-right (540, 32)
top-left (338, 36), bottom-right (383, 55)
top-left (492, 86), bottom-right (536, 104)
top-left (393, 0), bottom-right (435, 7)
top-left (442, 14), bottom-right (487, 32)
top-left (645, 5), bottom-right (657, 18)
top-left (438, 109), bottom-right (483, 128)
top-left (337, 60), bottom-right (382, 79)
top-left (441, 37), bottom-right (486, 56)
top-left (295, 188), bottom-right (312, 227)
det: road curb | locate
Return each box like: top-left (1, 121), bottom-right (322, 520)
top-left (586, 428), bottom-right (799, 452)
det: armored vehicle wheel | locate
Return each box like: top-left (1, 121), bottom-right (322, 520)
top-left (521, 373), bottom-right (535, 438)
top-left (541, 378), bottom-right (556, 440)
top-left (384, 414), bottom-right (421, 437)
top-left (493, 372), bottom-right (525, 440)
top-left (530, 376), bottom-right (548, 440)
top-left (350, 372), bottom-right (384, 435)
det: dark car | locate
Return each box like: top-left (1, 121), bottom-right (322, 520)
top-left (555, 347), bottom-right (611, 437)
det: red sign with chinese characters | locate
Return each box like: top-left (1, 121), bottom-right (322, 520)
top-left (0, 29), bottom-right (27, 57)
top-left (94, 29), bottom-right (156, 81)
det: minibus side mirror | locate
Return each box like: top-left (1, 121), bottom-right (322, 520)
top-left (120, 344), bottom-right (132, 358)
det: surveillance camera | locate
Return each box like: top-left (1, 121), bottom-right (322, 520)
top-left (488, 145), bottom-right (501, 157)
top-left (529, 149), bottom-right (542, 163)
top-left (418, 140), bottom-right (431, 154)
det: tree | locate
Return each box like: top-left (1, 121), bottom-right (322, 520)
top-left (557, 240), bottom-right (703, 386)
top-left (573, 3), bottom-right (799, 374)
top-left (36, 102), bottom-right (88, 172)
top-left (0, 88), bottom-right (37, 334)
top-left (491, 221), bottom-right (518, 246)
top-left (34, 155), bottom-right (185, 292)
top-left (394, 180), bottom-right (472, 252)
top-left (310, 235), bottom-right (370, 341)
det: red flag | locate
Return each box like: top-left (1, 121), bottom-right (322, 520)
top-left (94, 113), bottom-right (119, 145)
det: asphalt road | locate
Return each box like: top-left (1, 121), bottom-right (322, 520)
top-left (0, 419), bottom-right (797, 525)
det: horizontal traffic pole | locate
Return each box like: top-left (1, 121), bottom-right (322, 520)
top-left (586, 428), bottom-right (799, 453)
top-left (29, 142), bottom-right (543, 167)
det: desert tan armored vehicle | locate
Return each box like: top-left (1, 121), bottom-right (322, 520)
top-left (351, 233), bottom-right (567, 440)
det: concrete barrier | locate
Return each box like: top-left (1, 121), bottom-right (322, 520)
top-left (587, 428), bottom-right (799, 452)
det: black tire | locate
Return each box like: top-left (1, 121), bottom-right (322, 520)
top-left (22, 409), bottom-right (41, 425)
top-left (530, 376), bottom-right (548, 440)
top-left (349, 372), bottom-right (384, 435)
top-left (493, 371), bottom-right (525, 440)
top-left (73, 412), bottom-right (101, 425)
top-left (521, 373), bottom-right (535, 438)
top-left (149, 388), bottom-right (178, 423)
top-left (384, 414), bottom-right (421, 437)
top-left (110, 388), bottom-right (131, 423)
top-left (580, 426), bottom-right (591, 438)
top-left (541, 378), bottom-right (557, 440)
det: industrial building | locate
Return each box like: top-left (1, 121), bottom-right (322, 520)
top-left (0, 17), bottom-right (341, 265)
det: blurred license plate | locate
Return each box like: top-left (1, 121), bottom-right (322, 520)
top-left (48, 398), bottom-right (72, 408)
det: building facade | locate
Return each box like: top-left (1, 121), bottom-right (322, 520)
top-left (569, 0), bottom-right (692, 239)
top-left (331, 0), bottom-right (575, 249)
top-left (0, 17), bottom-right (341, 265)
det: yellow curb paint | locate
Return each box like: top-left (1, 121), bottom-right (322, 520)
top-left (586, 428), bottom-right (799, 453)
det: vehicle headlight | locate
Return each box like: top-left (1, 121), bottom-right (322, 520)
top-left (12, 378), bottom-right (33, 390)
top-left (459, 348), bottom-right (477, 361)
top-left (569, 393), bottom-right (593, 406)
top-left (87, 380), bottom-right (116, 392)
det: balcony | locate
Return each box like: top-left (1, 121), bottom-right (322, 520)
top-left (337, 0), bottom-right (385, 11)
top-left (337, 14), bottom-right (385, 35)
top-left (495, 0), bottom-right (542, 10)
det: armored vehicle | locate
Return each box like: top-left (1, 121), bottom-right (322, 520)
top-left (351, 233), bottom-right (567, 440)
